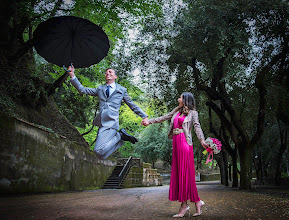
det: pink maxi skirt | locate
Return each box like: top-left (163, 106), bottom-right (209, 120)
top-left (169, 132), bottom-right (200, 202)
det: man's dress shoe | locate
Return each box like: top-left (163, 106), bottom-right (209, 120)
top-left (119, 128), bottom-right (138, 144)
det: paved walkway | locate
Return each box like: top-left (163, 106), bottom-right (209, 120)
top-left (1, 182), bottom-right (289, 219)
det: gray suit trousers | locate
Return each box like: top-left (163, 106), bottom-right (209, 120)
top-left (93, 127), bottom-right (124, 159)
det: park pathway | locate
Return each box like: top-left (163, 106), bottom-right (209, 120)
top-left (1, 182), bottom-right (289, 220)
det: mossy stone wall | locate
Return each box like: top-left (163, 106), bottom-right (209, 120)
top-left (122, 167), bottom-right (144, 188)
top-left (200, 173), bottom-right (221, 181)
top-left (0, 114), bottom-right (116, 193)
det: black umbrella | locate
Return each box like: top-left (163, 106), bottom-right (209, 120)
top-left (33, 16), bottom-right (110, 69)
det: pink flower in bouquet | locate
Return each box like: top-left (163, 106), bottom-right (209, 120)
top-left (211, 138), bottom-right (222, 152)
top-left (203, 137), bottom-right (222, 164)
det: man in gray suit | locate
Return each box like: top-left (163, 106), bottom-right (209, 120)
top-left (68, 66), bottom-right (149, 159)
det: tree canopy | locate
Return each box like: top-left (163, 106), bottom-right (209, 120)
top-left (0, 0), bottom-right (288, 190)
top-left (121, 0), bottom-right (289, 189)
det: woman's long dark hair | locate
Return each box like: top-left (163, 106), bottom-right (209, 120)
top-left (179, 92), bottom-right (196, 115)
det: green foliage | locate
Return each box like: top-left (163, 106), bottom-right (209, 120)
top-left (3, 0), bottom-right (288, 182)
top-left (27, 0), bottom-right (164, 131)
top-left (119, 0), bottom-right (289, 187)
top-left (76, 125), bottom-right (99, 150)
top-left (135, 122), bottom-right (172, 167)
top-left (281, 172), bottom-right (289, 179)
top-left (53, 83), bottom-right (98, 128)
top-left (117, 90), bottom-right (149, 157)
top-left (119, 103), bottom-right (143, 132)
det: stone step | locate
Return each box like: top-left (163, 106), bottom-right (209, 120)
top-left (105, 181), bottom-right (120, 184)
top-left (110, 175), bottom-right (120, 178)
top-left (103, 183), bottom-right (121, 186)
top-left (111, 171), bottom-right (122, 175)
top-left (108, 176), bottom-right (120, 179)
top-left (103, 184), bottom-right (119, 187)
top-left (102, 186), bottom-right (122, 189)
top-left (103, 161), bottom-right (132, 189)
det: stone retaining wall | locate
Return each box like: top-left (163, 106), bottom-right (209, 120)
top-left (0, 114), bottom-right (116, 193)
top-left (122, 167), bottom-right (144, 188)
top-left (122, 162), bottom-right (162, 188)
top-left (201, 173), bottom-right (221, 181)
top-left (143, 163), bottom-right (162, 186)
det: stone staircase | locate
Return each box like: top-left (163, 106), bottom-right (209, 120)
top-left (102, 165), bottom-right (124, 189)
top-left (102, 156), bottom-right (136, 189)
top-left (102, 158), bottom-right (162, 189)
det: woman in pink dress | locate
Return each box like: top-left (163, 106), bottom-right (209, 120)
top-left (144, 92), bottom-right (208, 217)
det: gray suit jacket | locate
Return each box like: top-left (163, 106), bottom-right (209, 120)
top-left (71, 77), bottom-right (148, 130)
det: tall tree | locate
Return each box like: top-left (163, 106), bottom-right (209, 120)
top-left (169, 0), bottom-right (288, 190)
top-left (0, 0), bottom-right (162, 144)
top-left (126, 0), bottom-right (289, 189)
top-left (135, 122), bottom-right (171, 168)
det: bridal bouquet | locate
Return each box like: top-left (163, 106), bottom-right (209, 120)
top-left (202, 137), bottom-right (222, 164)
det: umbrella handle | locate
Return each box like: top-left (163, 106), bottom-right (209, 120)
top-left (63, 65), bottom-right (71, 72)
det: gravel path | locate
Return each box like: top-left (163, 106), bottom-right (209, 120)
top-left (1, 182), bottom-right (289, 220)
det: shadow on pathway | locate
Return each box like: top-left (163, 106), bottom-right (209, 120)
top-left (1, 181), bottom-right (289, 219)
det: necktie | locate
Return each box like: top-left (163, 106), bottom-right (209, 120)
top-left (106, 85), bottom-right (110, 97)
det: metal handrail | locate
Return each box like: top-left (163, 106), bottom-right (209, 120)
top-left (117, 157), bottom-right (141, 167)
top-left (118, 156), bottom-right (132, 185)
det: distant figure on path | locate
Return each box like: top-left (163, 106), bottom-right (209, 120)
top-left (68, 66), bottom-right (149, 159)
top-left (143, 92), bottom-right (208, 217)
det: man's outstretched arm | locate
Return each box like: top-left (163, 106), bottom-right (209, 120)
top-left (123, 89), bottom-right (148, 120)
top-left (68, 65), bottom-right (98, 96)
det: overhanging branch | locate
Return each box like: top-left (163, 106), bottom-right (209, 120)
top-left (251, 46), bottom-right (288, 146)
top-left (206, 101), bottom-right (231, 134)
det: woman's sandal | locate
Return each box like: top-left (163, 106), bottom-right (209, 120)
top-left (193, 200), bottom-right (205, 217)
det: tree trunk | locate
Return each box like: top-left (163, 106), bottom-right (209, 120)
top-left (221, 150), bottom-right (229, 186)
top-left (260, 152), bottom-right (266, 184)
top-left (232, 153), bottom-right (239, 188)
top-left (47, 72), bottom-right (70, 96)
top-left (253, 156), bottom-right (260, 181)
top-left (239, 147), bottom-right (252, 190)
top-left (197, 153), bottom-right (203, 170)
top-left (275, 156), bottom-right (282, 186)
top-left (218, 158), bottom-right (225, 185)
top-left (275, 121), bottom-right (288, 185)
top-left (224, 153), bottom-right (229, 186)
top-left (253, 149), bottom-right (261, 181)
top-left (228, 164), bottom-right (232, 181)
top-left (216, 151), bottom-right (229, 186)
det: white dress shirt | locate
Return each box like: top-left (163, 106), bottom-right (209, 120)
top-left (106, 82), bottom-right (116, 96)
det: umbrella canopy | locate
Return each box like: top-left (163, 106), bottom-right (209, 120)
top-left (33, 16), bottom-right (110, 68)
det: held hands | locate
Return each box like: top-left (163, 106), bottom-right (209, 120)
top-left (141, 117), bottom-right (150, 126)
top-left (200, 139), bottom-right (209, 150)
top-left (68, 65), bottom-right (75, 78)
